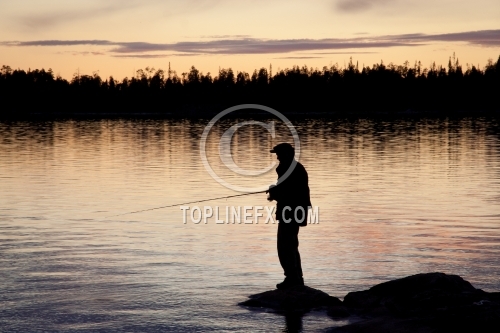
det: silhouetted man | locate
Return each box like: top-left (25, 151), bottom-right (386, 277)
top-left (267, 143), bottom-right (311, 290)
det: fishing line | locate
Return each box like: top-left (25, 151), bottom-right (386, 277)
top-left (105, 190), bottom-right (267, 218)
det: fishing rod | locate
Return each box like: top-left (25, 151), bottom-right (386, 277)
top-left (106, 190), bottom-right (267, 218)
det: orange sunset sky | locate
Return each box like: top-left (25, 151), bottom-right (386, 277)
top-left (1, 0), bottom-right (499, 80)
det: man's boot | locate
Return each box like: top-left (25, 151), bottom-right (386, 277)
top-left (276, 276), bottom-right (304, 290)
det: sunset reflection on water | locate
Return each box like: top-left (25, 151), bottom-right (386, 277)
top-left (1, 117), bottom-right (499, 332)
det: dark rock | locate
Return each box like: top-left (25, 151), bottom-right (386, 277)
top-left (240, 273), bottom-right (500, 332)
top-left (336, 272), bottom-right (500, 333)
top-left (343, 272), bottom-right (492, 317)
top-left (239, 285), bottom-right (343, 313)
top-left (327, 305), bottom-right (351, 319)
top-left (329, 316), bottom-right (434, 333)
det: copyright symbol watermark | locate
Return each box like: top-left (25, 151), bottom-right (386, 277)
top-left (200, 104), bottom-right (301, 193)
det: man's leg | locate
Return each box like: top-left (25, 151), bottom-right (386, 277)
top-left (295, 234), bottom-right (303, 279)
top-left (277, 222), bottom-right (302, 288)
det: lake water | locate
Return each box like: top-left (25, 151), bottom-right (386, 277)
top-left (1, 116), bottom-right (500, 332)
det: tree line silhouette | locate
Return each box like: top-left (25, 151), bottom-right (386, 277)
top-left (1, 54), bottom-right (499, 117)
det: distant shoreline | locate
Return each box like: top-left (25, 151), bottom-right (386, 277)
top-left (2, 56), bottom-right (499, 119)
top-left (1, 108), bottom-right (499, 121)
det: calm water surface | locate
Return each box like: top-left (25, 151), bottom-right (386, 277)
top-left (1, 117), bottom-right (500, 332)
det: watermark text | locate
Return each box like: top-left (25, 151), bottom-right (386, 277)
top-left (180, 205), bottom-right (319, 224)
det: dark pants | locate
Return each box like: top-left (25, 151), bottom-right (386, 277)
top-left (277, 222), bottom-right (303, 279)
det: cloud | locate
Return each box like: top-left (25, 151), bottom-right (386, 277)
top-left (56, 51), bottom-right (105, 56)
top-left (112, 53), bottom-right (202, 58)
top-left (14, 0), bottom-right (235, 30)
top-left (2, 38), bottom-right (412, 54)
top-left (108, 39), bottom-right (412, 54)
top-left (4, 29), bottom-right (499, 55)
top-left (381, 30), bottom-right (500, 47)
top-left (18, 2), bottom-right (138, 29)
top-left (200, 35), bottom-right (252, 39)
top-left (4, 40), bottom-right (113, 46)
top-left (309, 51), bottom-right (377, 54)
top-left (275, 56), bottom-right (324, 59)
top-left (335, 0), bottom-right (394, 13)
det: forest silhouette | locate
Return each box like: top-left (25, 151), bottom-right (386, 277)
top-left (1, 54), bottom-right (499, 117)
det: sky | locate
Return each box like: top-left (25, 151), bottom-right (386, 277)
top-left (1, 0), bottom-right (499, 80)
